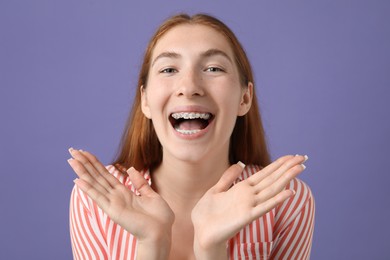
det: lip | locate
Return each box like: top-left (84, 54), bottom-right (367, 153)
top-left (169, 105), bottom-right (214, 114)
top-left (169, 105), bottom-right (215, 140)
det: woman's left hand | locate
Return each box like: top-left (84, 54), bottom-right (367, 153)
top-left (191, 155), bottom-right (307, 259)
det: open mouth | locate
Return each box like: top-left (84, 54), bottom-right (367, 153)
top-left (169, 112), bottom-right (214, 135)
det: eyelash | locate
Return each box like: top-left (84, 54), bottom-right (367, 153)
top-left (205, 67), bottom-right (225, 72)
top-left (159, 66), bottom-right (225, 74)
top-left (160, 68), bottom-right (177, 74)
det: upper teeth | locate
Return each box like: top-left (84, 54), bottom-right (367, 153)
top-left (171, 112), bottom-right (211, 120)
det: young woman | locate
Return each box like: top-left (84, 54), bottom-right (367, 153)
top-left (68, 13), bottom-right (315, 260)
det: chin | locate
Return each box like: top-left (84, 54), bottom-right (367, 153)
top-left (164, 145), bottom-right (212, 164)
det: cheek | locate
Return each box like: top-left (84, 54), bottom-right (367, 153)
top-left (213, 85), bottom-right (242, 112)
top-left (145, 83), bottom-right (171, 114)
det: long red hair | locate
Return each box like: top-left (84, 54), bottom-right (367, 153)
top-left (113, 13), bottom-right (270, 171)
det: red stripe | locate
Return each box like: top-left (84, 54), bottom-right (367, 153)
top-left (74, 192), bottom-right (94, 259)
top-left (296, 195), bottom-right (315, 259)
top-left (92, 202), bottom-right (108, 245)
top-left (122, 231), bottom-right (130, 259)
top-left (69, 190), bottom-right (83, 260)
top-left (274, 179), bottom-right (299, 234)
top-left (114, 226), bottom-right (125, 259)
top-left (71, 189), bottom-right (89, 260)
top-left (278, 207), bottom-right (306, 259)
top-left (130, 236), bottom-right (137, 260)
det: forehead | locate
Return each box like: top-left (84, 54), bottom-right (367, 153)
top-left (151, 24), bottom-right (234, 59)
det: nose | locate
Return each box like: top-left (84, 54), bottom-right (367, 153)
top-left (176, 69), bottom-right (205, 97)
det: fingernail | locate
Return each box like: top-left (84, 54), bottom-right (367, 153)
top-left (295, 154), bottom-right (300, 157)
top-left (126, 167), bottom-right (135, 174)
top-left (73, 178), bottom-right (78, 183)
top-left (68, 147), bottom-right (74, 154)
top-left (237, 161), bottom-right (246, 169)
top-left (303, 155), bottom-right (309, 162)
top-left (67, 158), bottom-right (73, 163)
top-left (292, 190), bottom-right (296, 195)
top-left (301, 164), bottom-right (306, 170)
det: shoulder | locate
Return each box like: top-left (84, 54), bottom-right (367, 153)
top-left (105, 164), bottom-right (131, 185)
top-left (286, 178), bottom-right (314, 205)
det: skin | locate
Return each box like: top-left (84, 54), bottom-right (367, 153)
top-left (68, 24), bottom-right (307, 260)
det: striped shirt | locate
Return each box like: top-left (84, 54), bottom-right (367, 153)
top-left (70, 165), bottom-right (315, 259)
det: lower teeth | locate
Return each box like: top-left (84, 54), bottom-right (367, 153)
top-left (175, 129), bottom-right (201, 135)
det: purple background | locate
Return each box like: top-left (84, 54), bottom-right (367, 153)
top-left (1, 1), bottom-right (389, 259)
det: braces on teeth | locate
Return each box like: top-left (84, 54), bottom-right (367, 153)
top-left (171, 112), bottom-right (211, 120)
top-left (174, 129), bottom-right (202, 135)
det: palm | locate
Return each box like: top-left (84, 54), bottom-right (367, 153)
top-left (102, 182), bottom-right (174, 238)
top-left (192, 181), bottom-right (257, 244)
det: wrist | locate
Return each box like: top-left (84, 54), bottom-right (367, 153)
top-left (137, 231), bottom-right (172, 260)
top-left (193, 237), bottom-right (227, 260)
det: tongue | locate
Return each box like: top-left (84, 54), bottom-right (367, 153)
top-left (176, 119), bottom-right (206, 130)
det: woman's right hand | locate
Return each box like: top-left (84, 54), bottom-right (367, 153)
top-left (67, 148), bottom-right (174, 258)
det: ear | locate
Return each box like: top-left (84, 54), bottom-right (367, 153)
top-left (237, 82), bottom-right (253, 116)
top-left (140, 85), bottom-right (152, 119)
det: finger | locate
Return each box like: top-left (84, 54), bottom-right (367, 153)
top-left (68, 158), bottom-right (109, 195)
top-left (212, 162), bottom-right (245, 193)
top-left (69, 148), bottom-right (114, 191)
top-left (255, 163), bottom-right (305, 198)
top-left (247, 155), bottom-right (295, 185)
top-left (252, 189), bottom-right (295, 217)
top-left (127, 167), bottom-right (156, 197)
top-left (253, 155), bottom-right (307, 192)
top-left (74, 178), bottom-right (110, 210)
top-left (79, 150), bottom-right (122, 188)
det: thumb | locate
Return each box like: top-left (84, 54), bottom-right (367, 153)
top-left (127, 167), bottom-right (156, 196)
top-left (213, 162), bottom-right (245, 193)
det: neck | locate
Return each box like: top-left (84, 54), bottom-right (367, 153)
top-left (151, 153), bottom-right (230, 209)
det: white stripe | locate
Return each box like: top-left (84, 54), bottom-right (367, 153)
top-left (290, 202), bottom-right (310, 259)
top-left (111, 223), bottom-right (122, 259)
top-left (284, 203), bottom-right (308, 259)
top-left (73, 192), bottom-right (92, 259)
top-left (246, 224), bottom-right (251, 243)
top-left (89, 199), bottom-right (109, 256)
top-left (72, 188), bottom-right (90, 259)
top-left (106, 218), bottom-right (116, 256)
top-left (266, 211), bottom-right (273, 241)
top-left (262, 242), bottom-right (268, 259)
top-left (70, 190), bottom-right (83, 260)
top-left (252, 218), bottom-right (259, 243)
top-left (118, 231), bottom-right (128, 259)
top-left (246, 243), bottom-right (253, 259)
top-left (276, 180), bottom-right (303, 234)
top-left (299, 197), bottom-right (315, 259)
top-left (79, 196), bottom-right (105, 259)
top-left (259, 216), bottom-right (265, 241)
top-left (255, 242), bottom-right (261, 260)
top-left (239, 229), bottom-right (245, 257)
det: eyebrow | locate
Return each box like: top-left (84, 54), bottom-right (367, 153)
top-left (151, 48), bottom-right (233, 67)
top-left (201, 48), bottom-right (233, 64)
top-left (151, 52), bottom-right (181, 67)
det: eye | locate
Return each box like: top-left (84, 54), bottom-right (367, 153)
top-left (205, 67), bottom-right (225, 72)
top-left (160, 68), bottom-right (177, 74)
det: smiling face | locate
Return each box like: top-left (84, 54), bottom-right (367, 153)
top-left (141, 24), bottom-right (252, 165)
